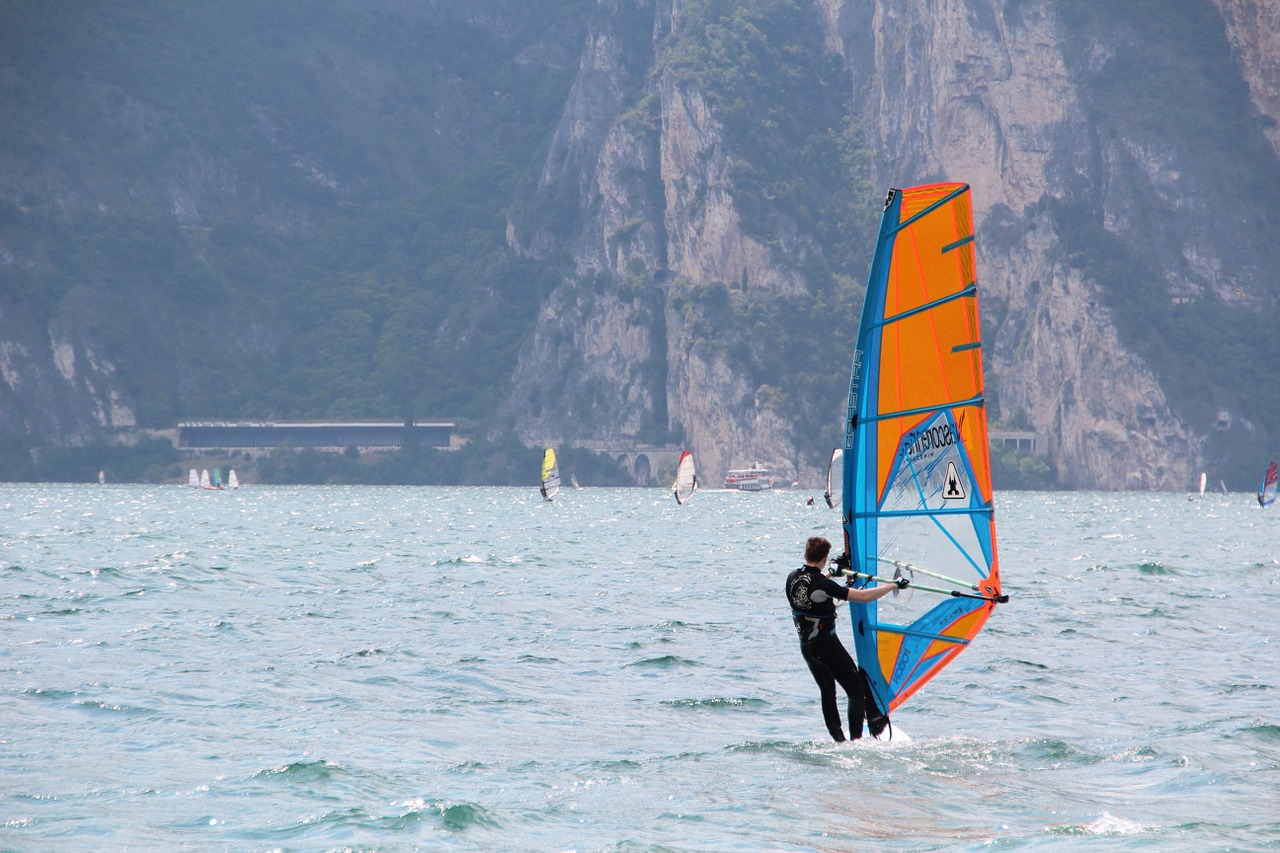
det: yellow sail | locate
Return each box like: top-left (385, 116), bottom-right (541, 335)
top-left (540, 448), bottom-right (560, 500)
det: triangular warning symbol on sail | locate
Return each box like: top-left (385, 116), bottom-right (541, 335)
top-left (943, 461), bottom-right (967, 501)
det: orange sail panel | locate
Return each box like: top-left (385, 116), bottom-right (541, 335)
top-left (841, 183), bottom-right (1004, 715)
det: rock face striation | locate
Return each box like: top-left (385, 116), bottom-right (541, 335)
top-left (502, 0), bottom-right (1280, 490)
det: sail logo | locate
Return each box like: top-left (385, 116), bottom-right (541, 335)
top-left (942, 461), bottom-right (967, 501)
top-left (901, 422), bottom-right (955, 462)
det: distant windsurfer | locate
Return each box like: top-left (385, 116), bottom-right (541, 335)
top-left (785, 536), bottom-right (906, 742)
top-left (805, 496), bottom-right (815, 506)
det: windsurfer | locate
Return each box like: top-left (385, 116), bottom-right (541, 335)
top-left (785, 536), bottom-right (905, 742)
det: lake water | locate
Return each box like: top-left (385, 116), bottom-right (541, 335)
top-left (1, 485), bottom-right (1277, 852)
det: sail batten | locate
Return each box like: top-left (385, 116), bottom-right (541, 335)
top-left (849, 505), bottom-right (993, 520)
top-left (874, 283), bottom-right (978, 330)
top-left (857, 395), bottom-right (985, 425)
top-left (887, 183), bottom-right (971, 236)
top-left (873, 624), bottom-right (972, 644)
top-left (841, 182), bottom-right (1004, 717)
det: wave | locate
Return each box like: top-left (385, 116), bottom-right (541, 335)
top-left (253, 759), bottom-right (343, 783)
top-left (21, 687), bottom-right (78, 701)
top-left (627, 655), bottom-right (700, 668)
top-left (658, 697), bottom-right (767, 711)
top-left (1049, 811), bottom-right (1154, 836)
top-left (72, 698), bottom-right (153, 716)
top-left (1238, 722), bottom-right (1280, 743)
top-left (244, 797), bottom-right (502, 839)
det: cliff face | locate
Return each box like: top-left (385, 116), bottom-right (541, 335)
top-left (6, 0), bottom-right (1279, 489)
top-left (0, 294), bottom-right (138, 438)
top-left (504, 0), bottom-right (1280, 489)
top-left (1214, 0), bottom-right (1280, 158)
top-left (502, 0), bottom-right (812, 484)
top-left (833, 0), bottom-right (1280, 488)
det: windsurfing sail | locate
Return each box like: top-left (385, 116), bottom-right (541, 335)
top-left (823, 448), bottom-right (842, 509)
top-left (98, 470), bottom-right (105, 485)
top-left (540, 448), bottom-right (560, 501)
top-left (1199, 472), bottom-right (1207, 498)
top-left (1259, 462), bottom-right (1278, 507)
top-left (672, 451), bottom-right (698, 504)
top-left (200, 469), bottom-right (213, 489)
top-left (841, 182), bottom-right (1006, 717)
top-left (228, 469), bottom-right (240, 489)
top-left (188, 469), bottom-right (199, 488)
top-left (212, 468), bottom-right (223, 489)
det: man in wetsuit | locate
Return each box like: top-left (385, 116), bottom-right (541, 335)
top-left (785, 535), bottom-right (905, 742)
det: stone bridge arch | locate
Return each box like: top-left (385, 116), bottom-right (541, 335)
top-left (593, 444), bottom-right (683, 485)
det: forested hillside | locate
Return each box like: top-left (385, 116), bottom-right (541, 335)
top-left (0, 0), bottom-right (585, 432)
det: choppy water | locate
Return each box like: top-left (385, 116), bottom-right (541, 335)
top-left (1, 485), bottom-right (1277, 852)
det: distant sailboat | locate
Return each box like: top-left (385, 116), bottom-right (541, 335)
top-left (540, 448), bottom-right (560, 501)
top-left (228, 469), bottom-right (240, 489)
top-left (1259, 462), bottom-right (1277, 507)
top-left (212, 468), bottom-right (223, 489)
top-left (188, 469), bottom-right (199, 488)
top-left (571, 473), bottom-right (581, 489)
top-left (822, 448), bottom-right (842, 509)
top-left (200, 469), bottom-right (214, 490)
top-left (97, 470), bottom-right (105, 485)
top-left (1199, 472), bottom-right (1207, 498)
top-left (672, 451), bottom-right (698, 504)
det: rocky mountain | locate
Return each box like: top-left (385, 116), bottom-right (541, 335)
top-left (504, 0), bottom-right (1280, 490)
top-left (3, 0), bottom-right (1279, 489)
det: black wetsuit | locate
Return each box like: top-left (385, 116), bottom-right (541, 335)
top-left (785, 565), bottom-right (867, 742)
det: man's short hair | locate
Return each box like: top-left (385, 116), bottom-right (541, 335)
top-left (804, 536), bottom-right (832, 564)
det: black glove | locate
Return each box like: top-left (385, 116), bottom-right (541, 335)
top-left (896, 577), bottom-right (910, 590)
top-left (832, 553), bottom-right (851, 574)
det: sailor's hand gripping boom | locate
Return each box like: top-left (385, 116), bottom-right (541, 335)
top-left (829, 556), bottom-right (1008, 604)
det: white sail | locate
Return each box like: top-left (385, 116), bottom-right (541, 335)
top-left (188, 469), bottom-right (199, 488)
top-left (823, 448), bottom-right (842, 509)
top-left (1198, 472), bottom-right (1207, 498)
top-left (672, 451), bottom-right (697, 504)
top-left (200, 469), bottom-right (213, 490)
top-left (228, 469), bottom-right (240, 489)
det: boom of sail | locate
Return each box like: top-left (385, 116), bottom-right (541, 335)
top-left (841, 183), bottom-right (1006, 716)
top-left (672, 451), bottom-right (698, 504)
